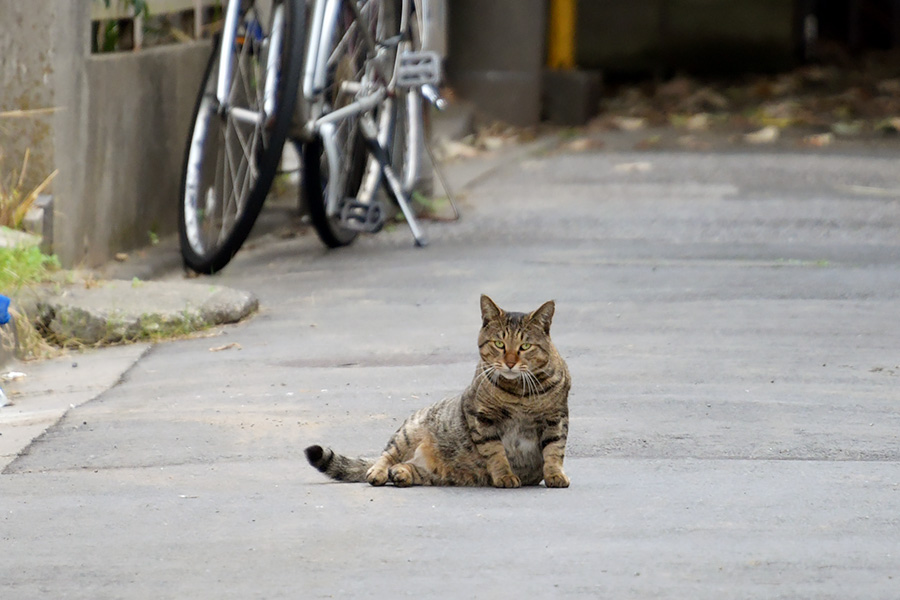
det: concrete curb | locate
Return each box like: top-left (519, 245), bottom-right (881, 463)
top-left (35, 279), bottom-right (258, 346)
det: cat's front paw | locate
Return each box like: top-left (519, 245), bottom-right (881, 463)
top-left (492, 473), bottom-right (521, 488)
top-left (543, 470), bottom-right (570, 488)
top-left (366, 465), bottom-right (389, 486)
top-left (388, 464), bottom-right (415, 487)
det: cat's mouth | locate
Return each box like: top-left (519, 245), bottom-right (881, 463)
top-left (497, 368), bottom-right (522, 380)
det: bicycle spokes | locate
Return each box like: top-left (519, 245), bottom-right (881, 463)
top-left (180, 0), bottom-right (302, 273)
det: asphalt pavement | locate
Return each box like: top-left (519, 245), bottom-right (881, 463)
top-left (2, 134), bottom-right (900, 599)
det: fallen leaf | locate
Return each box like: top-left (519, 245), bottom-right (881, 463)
top-left (209, 342), bottom-right (242, 352)
top-left (802, 133), bottom-right (833, 147)
top-left (564, 137), bottom-right (603, 152)
top-left (831, 120), bottom-right (865, 136)
top-left (875, 117), bottom-right (900, 134)
top-left (614, 161), bottom-right (653, 173)
top-left (685, 113), bottom-right (711, 131)
top-left (611, 116), bottom-right (647, 131)
top-left (744, 125), bottom-right (780, 144)
top-left (114, 253), bottom-right (129, 262)
top-left (762, 100), bottom-right (799, 120)
top-left (479, 135), bottom-right (506, 152)
top-left (437, 140), bottom-right (480, 160)
top-left (682, 87), bottom-right (729, 112)
top-left (771, 73), bottom-right (801, 97)
top-left (800, 65), bottom-right (840, 85)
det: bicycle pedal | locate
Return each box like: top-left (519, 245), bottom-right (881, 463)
top-left (340, 199), bottom-right (385, 233)
top-left (396, 51), bottom-right (441, 88)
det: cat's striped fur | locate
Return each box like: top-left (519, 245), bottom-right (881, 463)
top-left (305, 295), bottom-right (571, 488)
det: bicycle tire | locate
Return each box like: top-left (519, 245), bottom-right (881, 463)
top-left (302, 0), bottom-right (403, 249)
top-left (179, 0), bottom-right (304, 274)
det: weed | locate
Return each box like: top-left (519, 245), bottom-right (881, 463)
top-left (0, 148), bottom-right (58, 230)
top-left (0, 244), bottom-right (60, 293)
top-left (7, 307), bottom-right (60, 361)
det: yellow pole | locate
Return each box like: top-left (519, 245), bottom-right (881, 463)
top-left (547, 0), bottom-right (576, 70)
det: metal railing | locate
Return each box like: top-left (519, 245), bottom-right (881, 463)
top-left (90, 0), bottom-right (219, 49)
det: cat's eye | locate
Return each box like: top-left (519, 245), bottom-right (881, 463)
top-left (520, 343), bottom-right (532, 351)
top-left (493, 340), bottom-right (505, 349)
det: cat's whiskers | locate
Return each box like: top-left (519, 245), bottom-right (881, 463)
top-left (518, 365), bottom-right (544, 398)
top-left (520, 369), bottom-right (542, 400)
top-left (516, 367), bottom-right (529, 396)
top-left (474, 363), bottom-right (498, 394)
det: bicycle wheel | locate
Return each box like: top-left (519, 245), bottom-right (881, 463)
top-left (179, 0), bottom-right (304, 274)
top-left (302, 0), bottom-right (402, 248)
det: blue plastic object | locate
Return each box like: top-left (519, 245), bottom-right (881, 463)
top-left (247, 20), bottom-right (264, 43)
top-left (0, 295), bottom-right (10, 325)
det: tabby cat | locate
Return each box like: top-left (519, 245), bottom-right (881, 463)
top-left (305, 295), bottom-right (571, 488)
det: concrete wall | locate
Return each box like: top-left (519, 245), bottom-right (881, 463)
top-left (576, 0), bottom-right (797, 75)
top-left (1, 0), bottom-right (209, 268)
top-left (65, 43), bottom-right (209, 266)
top-left (1, 1), bottom-right (59, 197)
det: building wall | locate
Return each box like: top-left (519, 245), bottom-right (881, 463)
top-left (1, 0), bottom-right (209, 268)
top-left (445, 0), bottom-right (547, 126)
top-left (65, 43), bottom-right (209, 266)
top-left (0, 0), bottom-right (59, 196)
top-left (576, 0), bottom-right (796, 75)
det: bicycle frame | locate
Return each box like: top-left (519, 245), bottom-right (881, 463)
top-left (215, 0), bottom-right (285, 126)
top-left (301, 0), bottom-right (440, 245)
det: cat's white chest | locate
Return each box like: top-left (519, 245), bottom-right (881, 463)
top-left (501, 421), bottom-right (543, 482)
top-left (502, 430), bottom-right (538, 455)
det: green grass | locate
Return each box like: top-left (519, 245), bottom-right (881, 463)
top-left (0, 244), bottom-right (60, 293)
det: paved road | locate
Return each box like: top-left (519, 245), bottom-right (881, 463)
top-left (3, 143), bottom-right (900, 598)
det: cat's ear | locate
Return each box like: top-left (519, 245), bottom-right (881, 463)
top-left (528, 300), bottom-right (555, 334)
top-left (480, 294), bottom-right (503, 325)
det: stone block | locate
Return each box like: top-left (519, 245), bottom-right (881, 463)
top-left (542, 69), bottom-right (603, 126)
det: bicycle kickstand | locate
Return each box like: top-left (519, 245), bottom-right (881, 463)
top-left (359, 113), bottom-right (428, 247)
top-left (420, 84), bottom-right (460, 222)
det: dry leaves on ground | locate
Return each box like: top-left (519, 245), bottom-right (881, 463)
top-left (594, 51), bottom-right (900, 145)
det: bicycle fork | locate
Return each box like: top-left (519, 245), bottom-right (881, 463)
top-left (216, 0), bottom-right (283, 126)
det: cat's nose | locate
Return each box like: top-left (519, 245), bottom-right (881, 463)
top-left (504, 353), bottom-right (517, 368)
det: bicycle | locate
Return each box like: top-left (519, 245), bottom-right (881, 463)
top-left (178, 0), bottom-right (449, 274)
top-left (179, 0), bottom-right (304, 274)
top-left (299, 0), bottom-right (447, 249)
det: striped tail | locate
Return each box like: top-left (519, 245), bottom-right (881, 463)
top-left (304, 445), bottom-right (374, 483)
